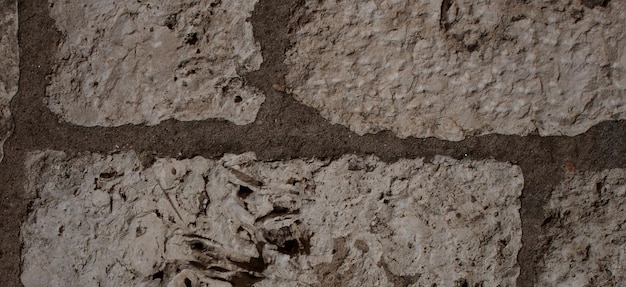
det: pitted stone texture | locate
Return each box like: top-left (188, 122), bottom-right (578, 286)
top-left (21, 151), bottom-right (522, 287)
top-left (0, 0), bottom-right (18, 162)
top-left (285, 0), bottom-right (626, 141)
top-left (539, 168), bottom-right (626, 286)
top-left (46, 0), bottom-right (263, 127)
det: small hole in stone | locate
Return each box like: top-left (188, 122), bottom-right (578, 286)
top-left (99, 171), bottom-right (117, 179)
top-left (165, 14), bottom-right (177, 30)
top-left (237, 185), bottom-right (253, 199)
top-left (234, 96), bottom-right (243, 103)
top-left (279, 239), bottom-right (300, 256)
top-left (184, 33), bottom-right (198, 45)
top-left (209, 266), bottom-right (229, 272)
top-left (184, 277), bottom-right (192, 287)
top-left (189, 240), bottom-right (205, 250)
top-left (151, 270), bottom-right (164, 280)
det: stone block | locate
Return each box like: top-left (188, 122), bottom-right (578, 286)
top-left (0, 0), bottom-right (18, 162)
top-left (21, 151), bottom-right (522, 286)
top-left (46, 0), bottom-right (264, 126)
top-left (539, 168), bottom-right (626, 286)
top-left (285, 0), bottom-right (626, 140)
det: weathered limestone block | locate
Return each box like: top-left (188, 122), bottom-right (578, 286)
top-left (539, 168), bottom-right (626, 286)
top-left (46, 0), bottom-right (264, 126)
top-left (21, 151), bottom-right (522, 286)
top-left (0, 0), bottom-right (18, 162)
top-left (285, 0), bottom-right (626, 140)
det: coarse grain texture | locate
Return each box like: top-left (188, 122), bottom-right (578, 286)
top-left (538, 168), bottom-right (626, 286)
top-left (21, 151), bottom-right (522, 287)
top-left (285, 0), bottom-right (626, 140)
top-left (46, 0), bottom-right (264, 126)
top-left (0, 0), bottom-right (18, 163)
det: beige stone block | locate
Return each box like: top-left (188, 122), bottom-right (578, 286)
top-left (46, 0), bottom-right (264, 127)
top-left (539, 168), bottom-right (626, 286)
top-left (21, 151), bottom-right (522, 286)
top-left (285, 0), bottom-right (626, 140)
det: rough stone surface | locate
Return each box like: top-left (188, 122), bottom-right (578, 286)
top-left (21, 151), bottom-right (522, 287)
top-left (285, 0), bottom-right (626, 140)
top-left (0, 0), bottom-right (18, 162)
top-left (46, 0), bottom-right (264, 126)
top-left (539, 168), bottom-right (626, 286)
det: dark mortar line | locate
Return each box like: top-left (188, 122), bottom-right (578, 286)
top-left (1, 0), bottom-right (625, 286)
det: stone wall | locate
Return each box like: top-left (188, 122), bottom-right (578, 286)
top-left (1, 1), bottom-right (625, 287)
